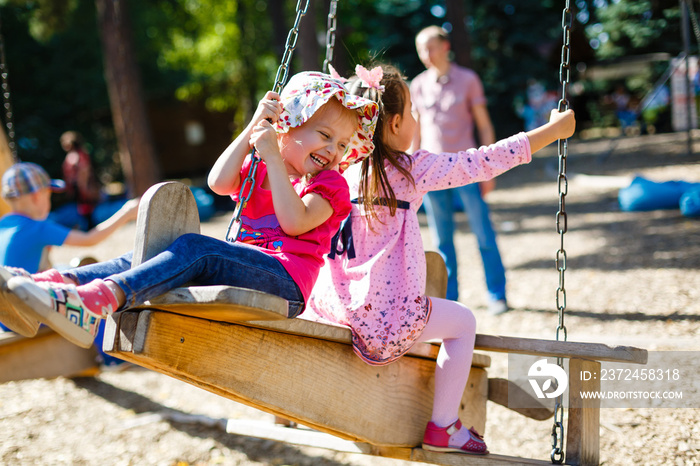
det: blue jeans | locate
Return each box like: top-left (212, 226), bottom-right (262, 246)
top-left (63, 233), bottom-right (305, 318)
top-left (423, 184), bottom-right (506, 302)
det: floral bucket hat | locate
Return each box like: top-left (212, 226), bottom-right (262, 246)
top-left (276, 71), bottom-right (379, 173)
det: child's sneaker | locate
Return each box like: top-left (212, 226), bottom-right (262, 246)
top-left (7, 278), bottom-right (103, 348)
top-left (0, 266), bottom-right (40, 337)
top-left (422, 420), bottom-right (489, 455)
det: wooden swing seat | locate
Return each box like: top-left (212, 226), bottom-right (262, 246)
top-left (0, 327), bottom-right (98, 382)
top-left (104, 182), bottom-right (648, 466)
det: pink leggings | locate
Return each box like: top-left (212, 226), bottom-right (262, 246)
top-left (417, 297), bottom-right (477, 426)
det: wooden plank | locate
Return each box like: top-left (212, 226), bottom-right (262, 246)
top-left (487, 378), bottom-right (553, 421)
top-left (425, 250), bottom-right (447, 298)
top-left (105, 310), bottom-right (488, 447)
top-left (246, 318), bottom-right (490, 368)
top-left (133, 285), bottom-right (289, 322)
top-left (0, 289), bottom-right (40, 337)
top-left (475, 334), bottom-right (647, 364)
top-left (224, 419), bottom-right (555, 465)
top-left (0, 328), bottom-right (98, 382)
top-left (0, 125), bottom-right (13, 216)
top-left (132, 181), bottom-right (200, 267)
top-left (406, 449), bottom-right (557, 465)
top-left (566, 358), bottom-right (601, 466)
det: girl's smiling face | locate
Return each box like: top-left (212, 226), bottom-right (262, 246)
top-left (278, 98), bottom-right (357, 178)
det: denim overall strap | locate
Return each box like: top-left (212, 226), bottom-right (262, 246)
top-left (328, 198), bottom-right (410, 260)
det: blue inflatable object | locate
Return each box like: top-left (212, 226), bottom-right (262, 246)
top-left (191, 187), bottom-right (215, 222)
top-left (680, 187), bottom-right (700, 217)
top-left (618, 176), bottom-right (699, 212)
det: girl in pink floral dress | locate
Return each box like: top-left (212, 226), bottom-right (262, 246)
top-left (308, 64), bottom-right (575, 455)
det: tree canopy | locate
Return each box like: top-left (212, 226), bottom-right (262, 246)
top-left (0, 0), bottom-right (694, 184)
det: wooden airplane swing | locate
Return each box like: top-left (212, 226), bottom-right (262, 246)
top-left (0, 1), bottom-right (648, 464)
top-left (103, 2), bottom-right (647, 465)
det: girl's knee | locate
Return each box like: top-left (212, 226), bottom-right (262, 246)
top-left (455, 302), bottom-right (477, 334)
top-left (168, 232), bottom-right (208, 252)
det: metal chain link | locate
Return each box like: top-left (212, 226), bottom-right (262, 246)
top-left (0, 12), bottom-right (17, 162)
top-left (551, 0), bottom-right (571, 463)
top-left (322, 0), bottom-right (338, 73)
top-left (226, 0), bottom-right (310, 242)
top-left (686, 0), bottom-right (700, 48)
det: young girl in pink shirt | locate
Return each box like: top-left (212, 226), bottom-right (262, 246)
top-left (0, 72), bottom-right (378, 348)
top-left (309, 64), bottom-right (575, 455)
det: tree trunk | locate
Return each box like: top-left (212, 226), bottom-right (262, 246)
top-left (445, 0), bottom-right (472, 68)
top-left (95, 0), bottom-right (161, 197)
top-left (298, 0), bottom-right (319, 73)
top-left (268, 0), bottom-right (287, 64)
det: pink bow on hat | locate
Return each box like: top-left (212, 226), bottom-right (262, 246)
top-left (355, 65), bottom-right (385, 91)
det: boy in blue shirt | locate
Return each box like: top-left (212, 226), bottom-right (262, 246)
top-left (0, 162), bottom-right (138, 344)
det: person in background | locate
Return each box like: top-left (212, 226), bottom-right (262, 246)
top-left (60, 131), bottom-right (102, 230)
top-left (410, 25), bottom-right (508, 315)
top-left (0, 162), bottom-right (138, 366)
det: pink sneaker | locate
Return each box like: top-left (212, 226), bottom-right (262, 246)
top-left (422, 420), bottom-right (489, 455)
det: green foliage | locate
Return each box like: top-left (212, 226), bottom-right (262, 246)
top-left (582, 0), bottom-right (681, 59)
top-left (0, 0), bottom-right (694, 181)
top-left (1, 0), bottom-right (76, 41)
top-left (0, 1), bottom-right (111, 179)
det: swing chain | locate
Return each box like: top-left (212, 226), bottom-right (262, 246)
top-left (226, 0), bottom-right (310, 242)
top-left (0, 12), bottom-right (17, 161)
top-left (322, 0), bottom-right (338, 73)
top-left (552, 0), bottom-right (572, 464)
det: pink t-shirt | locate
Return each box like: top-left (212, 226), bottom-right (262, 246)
top-left (233, 158), bottom-right (352, 302)
top-left (308, 134), bottom-right (532, 365)
top-left (410, 64), bottom-right (487, 153)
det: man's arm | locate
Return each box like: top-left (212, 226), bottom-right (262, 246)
top-left (409, 81), bottom-right (422, 154)
top-left (410, 111), bottom-right (421, 154)
top-left (472, 102), bottom-right (497, 196)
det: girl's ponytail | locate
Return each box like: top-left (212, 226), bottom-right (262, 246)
top-left (348, 64), bottom-right (415, 225)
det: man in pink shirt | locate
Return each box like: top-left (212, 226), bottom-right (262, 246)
top-left (410, 25), bottom-right (508, 315)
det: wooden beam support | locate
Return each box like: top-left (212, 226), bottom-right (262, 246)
top-left (475, 334), bottom-right (647, 364)
top-left (566, 358), bottom-right (601, 466)
top-left (487, 378), bottom-right (554, 421)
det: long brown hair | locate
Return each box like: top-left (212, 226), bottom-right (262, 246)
top-left (347, 64), bottom-right (415, 225)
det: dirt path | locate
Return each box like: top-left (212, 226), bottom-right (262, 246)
top-left (1, 132), bottom-right (699, 465)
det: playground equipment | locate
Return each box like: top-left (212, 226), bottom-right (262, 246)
top-left (1, 2), bottom-right (649, 464)
top-left (103, 3), bottom-right (647, 464)
top-left (103, 180), bottom-right (647, 466)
